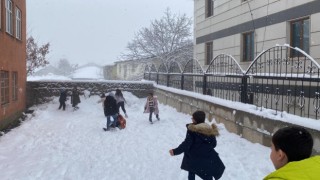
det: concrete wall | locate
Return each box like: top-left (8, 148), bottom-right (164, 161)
top-left (155, 88), bottom-right (320, 155)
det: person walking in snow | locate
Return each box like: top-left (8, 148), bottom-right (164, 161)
top-left (103, 92), bottom-right (119, 131)
top-left (169, 111), bottom-right (225, 180)
top-left (144, 92), bottom-right (160, 124)
top-left (71, 86), bottom-right (81, 110)
top-left (115, 89), bottom-right (128, 118)
top-left (58, 88), bottom-right (67, 110)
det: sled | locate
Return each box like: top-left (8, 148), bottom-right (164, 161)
top-left (117, 114), bottom-right (126, 129)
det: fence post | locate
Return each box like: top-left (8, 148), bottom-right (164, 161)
top-left (167, 74), bottom-right (170, 87)
top-left (203, 74), bottom-right (207, 95)
top-left (241, 76), bottom-right (248, 103)
top-left (148, 72), bottom-right (151, 80)
top-left (181, 74), bottom-right (184, 90)
top-left (156, 73), bottom-right (159, 84)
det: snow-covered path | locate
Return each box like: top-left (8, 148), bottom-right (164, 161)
top-left (0, 92), bottom-right (274, 180)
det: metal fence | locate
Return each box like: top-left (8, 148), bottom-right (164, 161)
top-left (143, 45), bottom-right (320, 120)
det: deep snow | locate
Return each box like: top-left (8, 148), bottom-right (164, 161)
top-left (0, 92), bottom-right (274, 180)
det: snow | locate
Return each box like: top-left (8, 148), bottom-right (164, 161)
top-left (0, 92), bottom-right (274, 180)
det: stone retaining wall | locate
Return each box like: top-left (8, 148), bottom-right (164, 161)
top-left (155, 88), bottom-right (320, 155)
top-left (26, 81), bottom-right (154, 108)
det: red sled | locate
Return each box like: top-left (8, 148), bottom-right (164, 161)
top-left (118, 114), bottom-right (126, 129)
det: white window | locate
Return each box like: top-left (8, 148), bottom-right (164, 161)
top-left (6, 0), bottom-right (13, 35)
top-left (16, 8), bottom-right (22, 39)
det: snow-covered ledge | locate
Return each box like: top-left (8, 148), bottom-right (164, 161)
top-left (26, 80), bottom-right (154, 108)
top-left (154, 85), bottom-right (320, 155)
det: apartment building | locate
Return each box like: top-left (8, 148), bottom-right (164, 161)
top-left (0, 0), bottom-right (26, 130)
top-left (194, 0), bottom-right (320, 70)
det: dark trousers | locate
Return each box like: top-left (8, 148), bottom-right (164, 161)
top-left (117, 102), bottom-right (126, 114)
top-left (149, 107), bottom-right (159, 121)
top-left (188, 172), bottom-right (213, 180)
top-left (58, 101), bottom-right (66, 110)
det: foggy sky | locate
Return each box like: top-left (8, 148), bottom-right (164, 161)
top-left (26, 0), bottom-right (193, 66)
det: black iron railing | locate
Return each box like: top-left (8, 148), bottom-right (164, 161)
top-left (143, 45), bottom-right (320, 120)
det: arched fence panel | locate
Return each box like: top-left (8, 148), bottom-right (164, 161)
top-left (168, 61), bottom-right (183, 89)
top-left (206, 54), bottom-right (245, 102)
top-left (246, 45), bottom-right (320, 119)
top-left (182, 59), bottom-right (205, 94)
top-left (158, 62), bottom-right (169, 86)
top-left (149, 64), bottom-right (158, 82)
top-left (143, 64), bottom-right (151, 80)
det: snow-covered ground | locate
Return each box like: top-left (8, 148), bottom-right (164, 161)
top-left (0, 92), bottom-right (274, 180)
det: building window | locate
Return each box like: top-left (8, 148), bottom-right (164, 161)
top-left (290, 18), bottom-right (310, 57)
top-left (1, 71), bottom-right (10, 105)
top-left (12, 72), bottom-right (18, 101)
top-left (205, 42), bottom-right (213, 65)
top-left (5, 0), bottom-right (13, 35)
top-left (242, 31), bottom-right (255, 62)
top-left (16, 8), bottom-right (22, 40)
top-left (206, 0), bottom-right (214, 18)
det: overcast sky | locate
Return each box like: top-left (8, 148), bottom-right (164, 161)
top-left (26, 0), bottom-right (194, 66)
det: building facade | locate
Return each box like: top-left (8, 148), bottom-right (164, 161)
top-left (0, 0), bottom-right (26, 130)
top-left (194, 0), bottom-right (320, 70)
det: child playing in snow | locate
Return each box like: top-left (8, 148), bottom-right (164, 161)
top-left (144, 93), bottom-right (159, 123)
top-left (115, 89), bottom-right (128, 118)
top-left (263, 126), bottom-right (320, 180)
top-left (169, 111), bottom-right (225, 180)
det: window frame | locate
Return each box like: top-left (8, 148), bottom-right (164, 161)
top-left (15, 7), bottom-right (21, 40)
top-left (242, 31), bottom-right (255, 62)
top-left (12, 71), bottom-right (18, 101)
top-left (5, 0), bottom-right (13, 35)
top-left (1, 70), bottom-right (10, 105)
top-left (206, 0), bottom-right (214, 18)
top-left (205, 41), bottom-right (213, 65)
top-left (290, 17), bottom-right (310, 57)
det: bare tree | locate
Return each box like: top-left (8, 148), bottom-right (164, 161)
top-left (26, 36), bottom-right (50, 75)
top-left (57, 58), bottom-right (78, 75)
top-left (120, 8), bottom-right (193, 65)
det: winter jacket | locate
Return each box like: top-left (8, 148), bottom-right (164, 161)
top-left (144, 96), bottom-right (159, 114)
top-left (104, 95), bottom-right (118, 116)
top-left (172, 123), bottom-right (225, 179)
top-left (263, 156), bottom-right (320, 180)
top-left (59, 91), bottom-right (67, 102)
top-left (115, 94), bottom-right (125, 104)
top-left (71, 90), bottom-right (81, 106)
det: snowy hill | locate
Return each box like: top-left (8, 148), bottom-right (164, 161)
top-left (28, 65), bottom-right (104, 81)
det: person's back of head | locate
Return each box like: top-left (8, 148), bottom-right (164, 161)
top-left (272, 126), bottom-right (313, 163)
top-left (115, 89), bottom-right (122, 96)
top-left (192, 111), bottom-right (206, 124)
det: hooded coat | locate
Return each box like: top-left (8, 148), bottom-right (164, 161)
top-left (143, 96), bottom-right (159, 114)
top-left (104, 95), bottom-right (118, 116)
top-left (172, 123), bottom-right (225, 179)
top-left (263, 156), bottom-right (320, 180)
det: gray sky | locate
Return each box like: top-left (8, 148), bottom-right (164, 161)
top-left (27, 0), bottom-right (194, 66)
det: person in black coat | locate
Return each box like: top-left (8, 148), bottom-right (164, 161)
top-left (103, 92), bottom-right (119, 131)
top-left (58, 89), bottom-right (67, 110)
top-left (169, 111), bottom-right (225, 180)
top-left (71, 86), bottom-right (81, 110)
